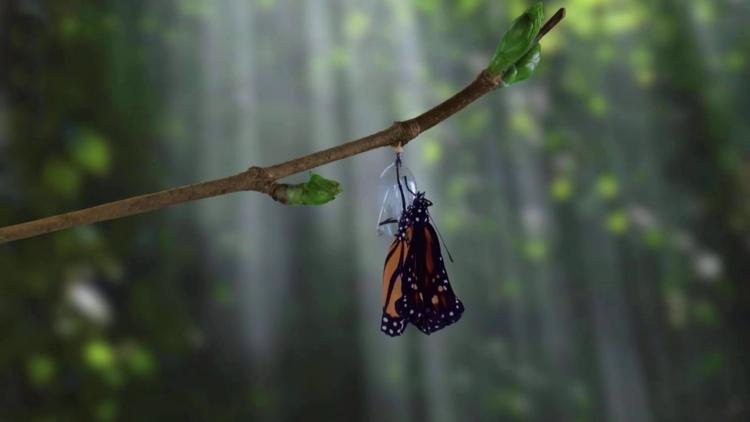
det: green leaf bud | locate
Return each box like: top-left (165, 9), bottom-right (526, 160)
top-left (502, 43), bottom-right (542, 86)
top-left (284, 173), bottom-right (342, 206)
top-left (488, 2), bottom-right (544, 76)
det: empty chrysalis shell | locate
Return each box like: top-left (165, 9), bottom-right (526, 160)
top-left (377, 159), bottom-right (417, 237)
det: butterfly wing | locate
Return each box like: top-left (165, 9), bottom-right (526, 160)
top-left (382, 192), bottom-right (464, 337)
top-left (399, 204), bottom-right (463, 335)
top-left (417, 223), bottom-right (464, 334)
top-left (381, 229), bottom-right (411, 337)
top-left (394, 208), bottom-right (430, 328)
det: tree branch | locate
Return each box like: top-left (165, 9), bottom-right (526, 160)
top-left (0, 8), bottom-right (565, 244)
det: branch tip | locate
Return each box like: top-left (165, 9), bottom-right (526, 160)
top-left (537, 7), bottom-right (566, 41)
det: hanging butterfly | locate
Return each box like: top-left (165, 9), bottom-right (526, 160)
top-left (380, 153), bottom-right (464, 337)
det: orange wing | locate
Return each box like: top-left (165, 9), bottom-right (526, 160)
top-left (380, 228), bottom-right (411, 337)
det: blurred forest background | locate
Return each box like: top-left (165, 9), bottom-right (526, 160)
top-left (1, 0), bottom-right (749, 421)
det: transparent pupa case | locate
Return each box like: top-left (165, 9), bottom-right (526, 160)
top-left (377, 159), bottom-right (417, 237)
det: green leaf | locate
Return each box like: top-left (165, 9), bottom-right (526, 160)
top-left (605, 210), bottom-right (629, 235)
top-left (550, 176), bottom-right (574, 201)
top-left (522, 239), bottom-right (548, 262)
top-left (422, 139), bottom-right (442, 165)
top-left (285, 173), bottom-right (342, 206)
top-left (596, 174), bottom-right (619, 199)
top-left (27, 354), bottom-right (56, 386)
top-left (125, 344), bottom-right (156, 376)
top-left (502, 43), bottom-right (542, 86)
top-left (42, 158), bottom-right (81, 197)
top-left (344, 11), bottom-right (370, 40)
top-left (588, 95), bottom-right (609, 117)
top-left (84, 339), bottom-right (115, 370)
top-left (488, 2), bottom-right (544, 76)
top-left (70, 129), bottom-right (111, 176)
top-left (96, 399), bottom-right (118, 422)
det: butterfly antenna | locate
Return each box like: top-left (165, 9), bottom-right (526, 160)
top-left (427, 211), bottom-right (455, 263)
top-left (403, 176), bottom-right (417, 196)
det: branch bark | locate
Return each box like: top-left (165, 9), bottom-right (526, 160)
top-left (0, 9), bottom-right (565, 244)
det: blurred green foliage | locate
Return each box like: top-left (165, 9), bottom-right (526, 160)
top-left (1, 0), bottom-right (749, 421)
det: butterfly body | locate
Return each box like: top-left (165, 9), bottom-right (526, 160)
top-left (381, 192), bottom-right (464, 337)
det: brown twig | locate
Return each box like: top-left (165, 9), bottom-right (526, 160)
top-left (537, 7), bottom-right (566, 41)
top-left (0, 9), bottom-right (565, 244)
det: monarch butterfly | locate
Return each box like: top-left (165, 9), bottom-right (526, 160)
top-left (380, 155), bottom-right (464, 337)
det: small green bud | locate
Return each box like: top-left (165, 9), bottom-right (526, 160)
top-left (284, 173), bottom-right (342, 206)
top-left (488, 2), bottom-right (544, 76)
top-left (502, 65), bottom-right (519, 86)
top-left (502, 43), bottom-right (542, 86)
